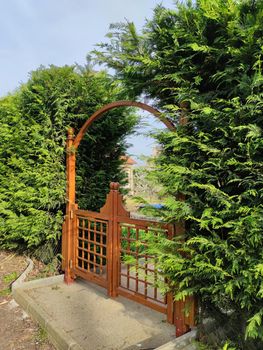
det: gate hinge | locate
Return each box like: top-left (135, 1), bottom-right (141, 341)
top-left (70, 210), bottom-right (74, 219)
top-left (69, 259), bottom-right (73, 268)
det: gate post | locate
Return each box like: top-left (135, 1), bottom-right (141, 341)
top-left (101, 182), bottom-right (129, 297)
top-left (64, 128), bottom-right (76, 284)
top-left (105, 182), bottom-right (120, 297)
top-left (166, 224), bottom-right (176, 325)
top-left (112, 182), bottom-right (121, 298)
top-left (174, 220), bottom-right (190, 336)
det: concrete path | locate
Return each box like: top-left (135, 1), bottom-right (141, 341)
top-left (13, 275), bottom-right (177, 350)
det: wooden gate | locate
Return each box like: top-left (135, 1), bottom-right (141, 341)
top-left (61, 100), bottom-right (195, 337)
top-left (62, 182), bottom-right (195, 336)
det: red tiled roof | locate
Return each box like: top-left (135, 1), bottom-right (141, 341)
top-left (120, 155), bottom-right (137, 165)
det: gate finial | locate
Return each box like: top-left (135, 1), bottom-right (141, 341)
top-left (110, 182), bottom-right (120, 190)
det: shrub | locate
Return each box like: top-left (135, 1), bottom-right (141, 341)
top-left (94, 1), bottom-right (263, 347)
top-left (0, 65), bottom-right (137, 251)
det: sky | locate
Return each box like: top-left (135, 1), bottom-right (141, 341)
top-left (0, 0), bottom-right (175, 158)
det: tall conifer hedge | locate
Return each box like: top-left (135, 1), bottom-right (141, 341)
top-left (94, 0), bottom-right (263, 348)
top-left (0, 65), bottom-right (137, 253)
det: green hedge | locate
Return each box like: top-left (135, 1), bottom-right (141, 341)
top-left (94, 0), bottom-right (263, 348)
top-left (0, 65), bottom-right (137, 250)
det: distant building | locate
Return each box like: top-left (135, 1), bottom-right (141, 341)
top-left (152, 145), bottom-right (161, 158)
top-left (120, 155), bottom-right (136, 195)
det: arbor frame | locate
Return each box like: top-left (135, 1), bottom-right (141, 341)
top-left (62, 100), bottom-right (195, 336)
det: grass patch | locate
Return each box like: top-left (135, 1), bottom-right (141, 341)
top-left (0, 287), bottom-right (11, 297)
top-left (3, 272), bottom-right (18, 284)
top-left (35, 326), bottom-right (49, 344)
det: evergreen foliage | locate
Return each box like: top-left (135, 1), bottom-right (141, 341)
top-left (0, 65), bottom-right (137, 251)
top-left (94, 1), bottom-right (263, 348)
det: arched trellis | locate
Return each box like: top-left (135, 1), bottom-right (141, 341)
top-left (61, 100), bottom-right (195, 337)
top-left (63, 100), bottom-right (176, 283)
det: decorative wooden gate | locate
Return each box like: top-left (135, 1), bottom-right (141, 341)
top-left (61, 100), bottom-right (195, 337)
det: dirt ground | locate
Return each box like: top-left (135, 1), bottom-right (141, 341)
top-left (0, 251), bottom-right (55, 350)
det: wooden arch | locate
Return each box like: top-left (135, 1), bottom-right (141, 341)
top-left (63, 100), bottom-right (176, 285)
top-left (62, 100), bottom-right (196, 337)
top-left (66, 100), bottom-right (175, 234)
top-left (73, 100), bottom-right (175, 149)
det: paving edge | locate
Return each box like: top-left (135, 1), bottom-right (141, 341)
top-left (11, 256), bottom-right (34, 290)
top-left (13, 273), bottom-right (64, 290)
top-left (12, 272), bottom-right (196, 350)
top-left (12, 275), bottom-right (82, 350)
top-left (155, 329), bottom-right (197, 350)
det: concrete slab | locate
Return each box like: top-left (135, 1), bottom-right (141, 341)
top-left (13, 275), bottom-right (175, 350)
top-left (155, 330), bottom-right (197, 350)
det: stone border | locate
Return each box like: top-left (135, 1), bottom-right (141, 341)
top-left (11, 258), bottom-right (80, 349)
top-left (12, 257), bottom-right (34, 290)
top-left (13, 275), bottom-right (82, 350)
top-left (12, 271), bottom-right (196, 350)
top-left (13, 274), bottom-right (64, 290)
top-left (155, 329), bottom-right (197, 349)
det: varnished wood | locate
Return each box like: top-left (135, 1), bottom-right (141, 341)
top-left (174, 299), bottom-right (190, 337)
top-left (117, 288), bottom-right (167, 314)
top-left (166, 293), bottom-right (174, 324)
top-left (76, 209), bottom-right (110, 220)
top-left (73, 101), bottom-right (176, 149)
top-left (64, 128), bottom-right (76, 284)
top-left (73, 268), bottom-right (107, 289)
top-left (184, 296), bottom-right (197, 328)
top-left (66, 182), bottom-right (194, 336)
top-left (112, 183), bottom-right (119, 297)
top-left (100, 182), bottom-right (130, 218)
top-left (62, 100), bottom-right (195, 337)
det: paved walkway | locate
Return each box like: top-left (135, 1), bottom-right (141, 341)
top-left (13, 275), bottom-right (176, 350)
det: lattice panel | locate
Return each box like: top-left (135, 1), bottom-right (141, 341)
top-left (77, 216), bottom-right (108, 278)
top-left (119, 223), bottom-right (168, 305)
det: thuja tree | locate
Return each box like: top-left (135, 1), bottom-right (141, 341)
top-left (94, 0), bottom-right (263, 347)
top-left (0, 65), bottom-right (137, 253)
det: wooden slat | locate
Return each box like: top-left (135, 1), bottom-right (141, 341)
top-left (63, 100), bottom-right (195, 337)
top-left (76, 209), bottom-right (110, 220)
top-left (71, 182), bottom-right (194, 336)
top-left (117, 288), bottom-right (167, 314)
top-left (73, 268), bottom-right (107, 288)
top-left (117, 216), bottom-right (172, 230)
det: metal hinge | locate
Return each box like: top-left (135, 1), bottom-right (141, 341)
top-left (70, 210), bottom-right (73, 219)
top-left (69, 259), bottom-right (73, 268)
